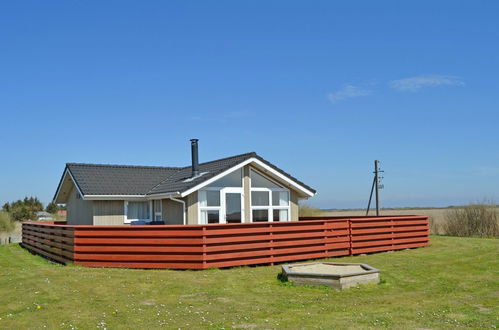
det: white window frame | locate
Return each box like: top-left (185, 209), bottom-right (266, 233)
top-left (124, 200), bottom-right (152, 224)
top-left (198, 188), bottom-right (223, 224)
top-left (249, 169), bottom-right (290, 222)
top-left (198, 169), bottom-right (245, 225)
top-left (153, 200), bottom-right (162, 221)
top-left (198, 187), bottom-right (245, 224)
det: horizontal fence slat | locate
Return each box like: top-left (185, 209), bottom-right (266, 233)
top-left (74, 253), bottom-right (204, 262)
top-left (74, 245), bottom-right (204, 253)
top-left (74, 261), bottom-right (204, 269)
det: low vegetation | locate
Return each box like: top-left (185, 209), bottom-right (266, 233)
top-left (298, 203), bottom-right (324, 217)
top-left (0, 211), bottom-right (14, 233)
top-left (444, 203), bottom-right (499, 237)
top-left (0, 236), bottom-right (497, 328)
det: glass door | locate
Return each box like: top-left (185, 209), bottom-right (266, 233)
top-left (222, 188), bottom-right (244, 223)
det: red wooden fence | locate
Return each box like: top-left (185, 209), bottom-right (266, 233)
top-left (22, 215), bottom-right (429, 269)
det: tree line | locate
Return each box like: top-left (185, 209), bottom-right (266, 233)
top-left (1, 197), bottom-right (65, 222)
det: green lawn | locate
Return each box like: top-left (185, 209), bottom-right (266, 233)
top-left (0, 236), bottom-right (497, 329)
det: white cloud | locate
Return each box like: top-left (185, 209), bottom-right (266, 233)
top-left (389, 75), bottom-right (464, 92)
top-left (328, 84), bottom-right (372, 103)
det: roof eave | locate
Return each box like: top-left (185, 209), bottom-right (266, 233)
top-left (83, 192), bottom-right (181, 201)
top-left (53, 166), bottom-right (85, 204)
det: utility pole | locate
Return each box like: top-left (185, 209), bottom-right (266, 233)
top-left (366, 160), bottom-right (384, 216)
top-left (374, 160), bottom-right (380, 216)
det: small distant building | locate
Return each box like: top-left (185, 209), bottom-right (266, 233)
top-left (36, 211), bottom-right (54, 221)
top-left (57, 210), bottom-right (67, 216)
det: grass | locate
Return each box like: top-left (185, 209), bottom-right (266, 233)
top-left (0, 237), bottom-right (497, 329)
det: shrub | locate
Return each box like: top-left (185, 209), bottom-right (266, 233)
top-left (0, 211), bottom-right (14, 233)
top-left (443, 203), bottom-right (499, 237)
top-left (429, 216), bottom-right (440, 235)
top-left (299, 204), bottom-right (324, 217)
top-left (46, 202), bottom-right (58, 214)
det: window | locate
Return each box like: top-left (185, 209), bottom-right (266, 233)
top-left (250, 169), bottom-right (290, 222)
top-left (125, 201), bottom-right (150, 223)
top-left (199, 169), bottom-right (244, 224)
top-left (251, 191), bottom-right (269, 206)
top-left (199, 190), bottom-right (222, 224)
top-left (153, 200), bottom-right (162, 221)
top-left (252, 209), bottom-right (269, 222)
top-left (201, 210), bottom-right (220, 224)
top-left (250, 170), bottom-right (282, 188)
top-left (207, 168), bottom-right (243, 187)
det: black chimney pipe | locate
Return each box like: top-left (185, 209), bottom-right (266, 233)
top-left (190, 139), bottom-right (199, 177)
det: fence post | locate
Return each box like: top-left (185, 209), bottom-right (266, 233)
top-left (391, 217), bottom-right (395, 250)
top-left (202, 226), bottom-right (207, 269)
top-left (348, 218), bottom-right (353, 256)
top-left (324, 220), bottom-right (328, 257)
top-left (269, 223), bottom-right (274, 266)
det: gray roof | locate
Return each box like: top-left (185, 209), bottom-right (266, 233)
top-left (63, 152), bottom-right (316, 197)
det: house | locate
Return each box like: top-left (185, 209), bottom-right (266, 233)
top-left (35, 211), bottom-right (54, 221)
top-left (53, 140), bottom-right (316, 226)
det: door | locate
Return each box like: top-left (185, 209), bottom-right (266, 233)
top-left (222, 188), bottom-right (244, 223)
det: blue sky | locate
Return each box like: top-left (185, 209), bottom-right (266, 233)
top-left (1, 1), bottom-right (498, 209)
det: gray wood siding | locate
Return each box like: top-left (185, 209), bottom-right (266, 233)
top-left (66, 186), bottom-right (93, 225)
top-left (290, 190), bottom-right (299, 221)
top-left (243, 165), bottom-right (251, 222)
top-left (93, 201), bottom-right (125, 225)
top-left (186, 192), bottom-right (198, 224)
top-left (162, 199), bottom-right (184, 225)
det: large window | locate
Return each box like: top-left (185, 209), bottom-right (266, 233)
top-left (250, 169), bottom-right (290, 222)
top-left (199, 169), bottom-right (243, 224)
top-left (125, 201), bottom-right (150, 223)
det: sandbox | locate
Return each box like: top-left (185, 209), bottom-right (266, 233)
top-left (281, 262), bottom-right (380, 290)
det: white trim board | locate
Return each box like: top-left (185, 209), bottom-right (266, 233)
top-left (83, 192), bottom-right (181, 201)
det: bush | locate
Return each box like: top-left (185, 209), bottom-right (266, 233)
top-left (46, 202), bottom-right (58, 214)
top-left (0, 211), bottom-right (14, 233)
top-left (429, 216), bottom-right (440, 235)
top-left (443, 203), bottom-right (499, 237)
top-left (299, 204), bottom-right (324, 217)
top-left (2, 196), bottom-right (43, 222)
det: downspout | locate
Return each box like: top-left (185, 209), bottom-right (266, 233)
top-left (169, 197), bottom-right (186, 225)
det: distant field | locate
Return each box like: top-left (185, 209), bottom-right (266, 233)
top-left (323, 208), bottom-right (449, 234)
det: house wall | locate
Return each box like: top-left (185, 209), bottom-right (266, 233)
top-left (66, 186), bottom-right (93, 225)
top-left (290, 190), bottom-right (299, 221)
top-left (186, 192), bottom-right (198, 225)
top-left (243, 166), bottom-right (251, 223)
top-left (93, 201), bottom-right (125, 225)
top-left (162, 199), bottom-right (184, 225)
